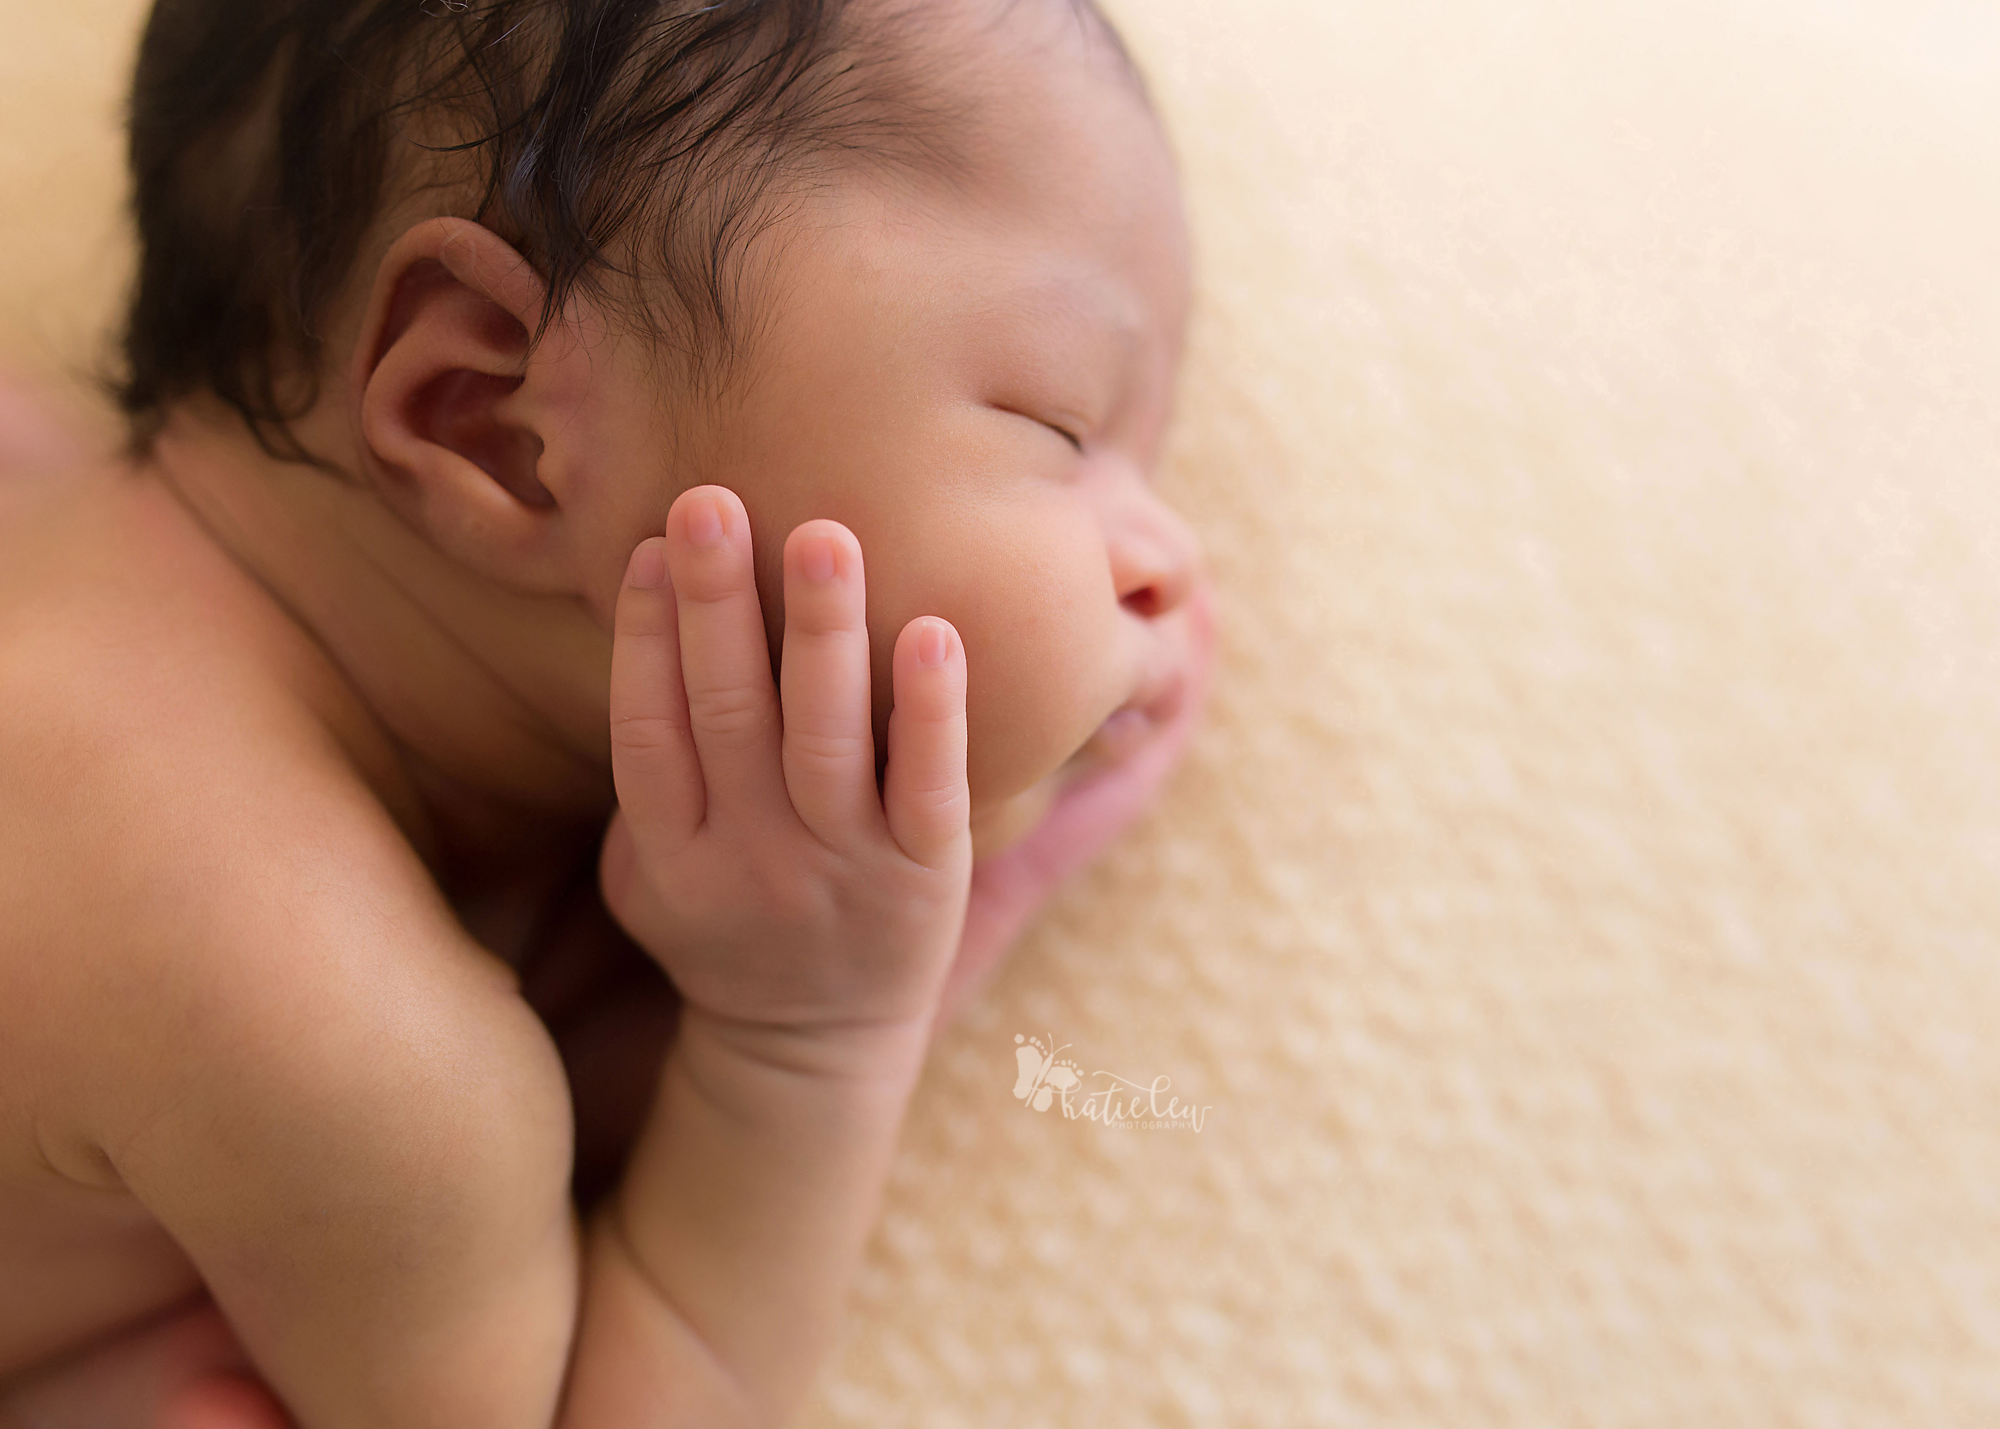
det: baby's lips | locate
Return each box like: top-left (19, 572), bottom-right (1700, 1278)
top-left (1072, 666), bottom-right (1186, 772)
top-left (1133, 666), bottom-right (1187, 727)
top-left (1064, 574), bottom-right (1215, 776)
top-left (1084, 705), bottom-right (1158, 769)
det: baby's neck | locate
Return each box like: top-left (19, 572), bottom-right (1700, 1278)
top-left (144, 398), bottom-right (617, 902)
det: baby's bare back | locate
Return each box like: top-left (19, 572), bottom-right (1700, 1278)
top-left (0, 465), bottom-right (576, 1405)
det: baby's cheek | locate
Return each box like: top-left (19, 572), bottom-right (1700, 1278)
top-left (860, 491), bottom-right (1119, 807)
top-left (959, 554), bottom-right (1119, 800)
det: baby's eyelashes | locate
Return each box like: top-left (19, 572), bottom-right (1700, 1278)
top-left (1043, 420), bottom-right (1086, 454)
top-left (985, 400), bottom-right (1089, 458)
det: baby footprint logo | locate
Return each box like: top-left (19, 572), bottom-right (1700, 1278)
top-left (1012, 1033), bottom-right (1082, 1114)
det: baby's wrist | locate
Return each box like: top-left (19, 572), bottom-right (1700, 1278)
top-left (674, 1000), bottom-right (935, 1097)
top-left (600, 1000), bottom-right (933, 1427)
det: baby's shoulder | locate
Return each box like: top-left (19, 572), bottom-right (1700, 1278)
top-left (0, 469), bottom-right (511, 1154)
top-left (0, 465), bottom-right (392, 890)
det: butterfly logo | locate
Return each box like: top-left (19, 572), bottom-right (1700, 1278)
top-left (1012, 1033), bottom-right (1083, 1114)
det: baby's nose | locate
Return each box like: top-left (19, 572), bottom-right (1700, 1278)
top-left (1114, 495), bottom-right (1203, 620)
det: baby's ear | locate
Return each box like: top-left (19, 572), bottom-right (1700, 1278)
top-left (351, 217), bottom-right (590, 593)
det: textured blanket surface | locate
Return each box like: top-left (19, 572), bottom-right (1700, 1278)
top-left (6, 0), bottom-right (2000, 1423)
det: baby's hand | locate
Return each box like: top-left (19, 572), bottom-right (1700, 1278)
top-left (597, 485), bottom-right (973, 1078)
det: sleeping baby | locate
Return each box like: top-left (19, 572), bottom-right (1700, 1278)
top-left (0, 0), bottom-right (1211, 1424)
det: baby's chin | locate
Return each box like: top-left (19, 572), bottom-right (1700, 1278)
top-left (967, 738), bottom-right (1123, 860)
top-left (968, 777), bottom-right (1062, 860)
top-left (968, 708), bottom-right (1168, 859)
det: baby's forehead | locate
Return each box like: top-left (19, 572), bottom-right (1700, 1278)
top-left (826, 140), bottom-right (1185, 364)
top-left (768, 177), bottom-right (1182, 356)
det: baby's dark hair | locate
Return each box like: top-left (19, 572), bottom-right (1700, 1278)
top-left (113, 0), bottom-right (1125, 462)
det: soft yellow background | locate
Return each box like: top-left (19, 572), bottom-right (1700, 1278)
top-left (8, 0), bottom-right (2000, 1423)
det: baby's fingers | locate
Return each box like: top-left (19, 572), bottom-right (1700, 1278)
top-left (609, 538), bottom-right (704, 849)
top-left (882, 617), bottom-right (971, 869)
top-left (665, 486), bottom-right (787, 817)
top-left (779, 521), bottom-right (884, 847)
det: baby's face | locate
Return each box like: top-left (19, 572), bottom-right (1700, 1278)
top-left (601, 4), bottom-right (1202, 856)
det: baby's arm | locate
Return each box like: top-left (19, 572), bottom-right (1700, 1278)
top-left (560, 484), bottom-right (974, 1424)
top-left (63, 483), bottom-right (966, 1429)
top-left (84, 805), bottom-right (584, 1429)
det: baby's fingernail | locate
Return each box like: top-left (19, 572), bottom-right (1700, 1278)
top-left (685, 495), bottom-right (725, 547)
top-left (629, 539), bottom-right (667, 588)
top-left (801, 535), bottom-right (837, 583)
top-left (918, 622), bottom-right (950, 668)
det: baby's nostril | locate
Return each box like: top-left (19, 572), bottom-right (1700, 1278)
top-left (1121, 586), bottom-right (1162, 619)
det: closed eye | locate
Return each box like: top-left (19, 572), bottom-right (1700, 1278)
top-left (1044, 421), bottom-right (1085, 454)
top-left (990, 402), bottom-right (1086, 455)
